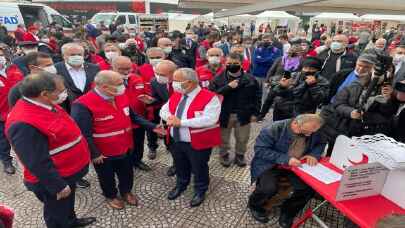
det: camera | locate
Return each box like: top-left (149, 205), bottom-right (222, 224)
top-left (282, 70), bottom-right (291, 79)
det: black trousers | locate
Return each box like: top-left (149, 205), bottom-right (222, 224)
top-left (146, 109), bottom-right (160, 151)
top-left (171, 142), bottom-right (211, 194)
top-left (248, 167), bottom-right (314, 217)
top-left (0, 121), bottom-right (11, 163)
top-left (93, 154), bottom-right (134, 199)
top-left (31, 183), bottom-right (77, 228)
top-left (130, 127), bottom-right (146, 166)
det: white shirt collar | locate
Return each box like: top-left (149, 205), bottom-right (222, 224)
top-left (65, 62), bottom-right (84, 71)
top-left (185, 86), bottom-right (201, 99)
top-left (23, 97), bottom-right (53, 111)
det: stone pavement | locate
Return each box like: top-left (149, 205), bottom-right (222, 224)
top-left (1, 119), bottom-right (345, 228)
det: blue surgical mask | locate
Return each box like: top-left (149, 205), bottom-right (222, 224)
top-left (330, 42), bottom-right (344, 53)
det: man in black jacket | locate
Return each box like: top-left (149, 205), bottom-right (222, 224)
top-left (391, 80), bottom-right (405, 142)
top-left (318, 34), bottom-right (357, 81)
top-left (259, 57), bottom-right (329, 121)
top-left (55, 42), bottom-right (100, 112)
top-left (55, 42), bottom-right (99, 189)
top-left (209, 52), bottom-right (260, 167)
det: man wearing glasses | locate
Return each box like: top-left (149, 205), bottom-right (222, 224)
top-left (248, 114), bottom-right (326, 227)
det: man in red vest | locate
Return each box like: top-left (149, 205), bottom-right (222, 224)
top-left (196, 47), bottom-right (225, 89)
top-left (6, 72), bottom-right (95, 228)
top-left (71, 70), bottom-right (160, 210)
top-left (160, 68), bottom-right (222, 207)
top-left (111, 56), bottom-right (151, 171)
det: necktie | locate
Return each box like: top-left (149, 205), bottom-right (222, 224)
top-left (173, 95), bottom-right (188, 142)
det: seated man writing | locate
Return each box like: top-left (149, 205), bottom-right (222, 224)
top-left (248, 114), bottom-right (326, 227)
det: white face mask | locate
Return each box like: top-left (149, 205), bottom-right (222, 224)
top-left (156, 74), bottom-right (169, 84)
top-left (68, 55), bottom-right (84, 66)
top-left (330, 42), bottom-right (344, 53)
top-left (149, 58), bottom-right (162, 67)
top-left (163, 47), bottom-right (172, 55)
top-left (42, 65), bottom-right (57, 74)
top-left (208, 56), bottom-right (221, 65)
top-left (118, 43), bottom-right (126, 50)
top-left (186, 34), bottom-right (193, 39)
top-left (0, 56), bottom-right (7, 66)
top-left (115, 84), bottom-right (126, 96)
top-left (393, 54), bottom-right (405, 65)
top-left (105, 51), bottom-right (119, 61)
top-left (52, 90), bottom-right (68, 104)
top-left (41, 38), bottom-right (50, 43)
top-left (172, 81), bottom-right (186, 94)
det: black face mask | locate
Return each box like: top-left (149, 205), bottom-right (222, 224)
top-left (262, 41), bottom-right (271, 48)
top-left (227, 64), bottom-right (241, 74)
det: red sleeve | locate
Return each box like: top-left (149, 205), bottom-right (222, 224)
top-left (6, 65), bottom-right (24, 88)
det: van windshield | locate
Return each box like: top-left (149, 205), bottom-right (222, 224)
top-left (92, 14), bottom-right (116, 25)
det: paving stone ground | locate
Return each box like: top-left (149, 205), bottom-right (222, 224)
top-left (1, 118), bottom-right (345, 228)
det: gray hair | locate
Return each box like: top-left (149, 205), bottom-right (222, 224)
top-left (146, 47), bottom-right (165, 56)
top-left (177, 68), bottom-right (199, 83)
top-left (61, 42), bottom-right (84, 55)
top-left (295, 114), bottom-right (324, 126)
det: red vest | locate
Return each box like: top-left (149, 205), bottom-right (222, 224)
top-left (76, 91), bottom-right (133, 157)
top-left (125, 74), bottom-right (147, 128)
top-left (168, 89), bottom-right (221, 150)
top-left (196, 64), bottom-right (224, 88)
top-left (5, 99), bottom-right (90, 183)
top-left (0, 75), bottom-right (10, 121)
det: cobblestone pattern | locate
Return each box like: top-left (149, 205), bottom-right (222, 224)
top-left (1, 119), bottom-right (344, 228)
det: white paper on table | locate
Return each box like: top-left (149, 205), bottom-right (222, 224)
top-left (298, 163), bottom-right (342, 184)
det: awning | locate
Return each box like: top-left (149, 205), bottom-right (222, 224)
top-left (312, 13), bottom-right (360, 21)
top-left (177, 0), bottom-right (405, 18)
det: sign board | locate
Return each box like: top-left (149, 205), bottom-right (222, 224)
top-left (331, 134), bottom-right (405, 209)
top-left (336, 162), bottom-right (388, 201)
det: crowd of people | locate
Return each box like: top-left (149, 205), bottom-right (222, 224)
top-left (0, 19), bottom-right (405, 228)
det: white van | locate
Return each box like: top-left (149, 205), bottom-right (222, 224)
top-left (0, 2), bottom-right (73, 32)
top-left (90, 12), bottom-right (140, 33)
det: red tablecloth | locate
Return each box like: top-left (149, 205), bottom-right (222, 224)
top-left (290, 159), bottom-right (405, 228)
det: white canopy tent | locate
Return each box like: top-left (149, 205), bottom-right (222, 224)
top-left (361, 14), bottom-right (405, 23)
top-left (311, 13), bottom-right (360, 21)
top-left (167, 13), bottom-right (200, 31)
top-left (255, 11), bottom-right (300, 33)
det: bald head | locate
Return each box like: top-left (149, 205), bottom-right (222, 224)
top-left (157, 38), bottom-right (172, 49)
top-left (155, 60), bottom-right (177, 82)
top-left (207, 48), bottom-right (223, 57)
top-left (375, 38), bottom-right (387, 49)
top-left (332, 34), bottom-right (348, 45)
top-left (112, 56), bottom-right (132, 76)
top-left (95, 70), bottom-right (122, 86)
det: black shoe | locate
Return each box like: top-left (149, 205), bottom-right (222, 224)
top-left (235, 155), bottom-right (246, 167)
top-left (136, 161), bottom-right (152, 171)
top-left (167, 186), bottom-right (185, 200)
top-left (167, 166), bottom-right (176, 176)
top-left (279, 213), bottom-right (294, 228)
top-left (148, 150), bottom-right (157, 160)
top-left (3, 161), bottom-right (15, 175)
top-left (73, 217), bottom-right (96, 227)
top-left (249, 207), bottom-right (269, 224)
top-left (76, 179), bottom-right (90, 188)
top-left (219, 153), bottom-right (232, 167)
top-left (190, 193), bottom-right (205, 207)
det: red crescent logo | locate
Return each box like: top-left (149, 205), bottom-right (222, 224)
top-left (348, 154), bottom-right (369, 165)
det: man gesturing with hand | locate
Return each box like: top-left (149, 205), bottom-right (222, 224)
top-left (248, 114), bottom-right (325, 227)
